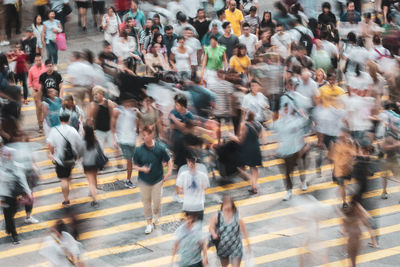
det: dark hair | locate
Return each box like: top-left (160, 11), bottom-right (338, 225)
top-left (347, 31), bottom-right (357, 44)
top-left (151, 25), bottom-right (160, 32)
top-left (153, 32), bottom-right (163, 44)
top-left (165, 25), bottom-right (173, 31)
top-left (322, 2), bottom-right (331, 10)
top-left (242, 22), bottom-right (250, 28)
top-left (363, 12), bottom-right (371, 19)
top-left (346, 1), bottom-right (354, 7)
top-left (185, 149), bottom-right (197, 162)
top-left (143, 125), bottom-right (154, 135)
top-left (177, 35), bottom-right (185, 42)
top-left (63, 95), bottom-right (76, 112)
top-left (197, 8), bottom-right (205, 14)
top-left (222, 21), bottom-right (231, 29)
top-left (247, 111), bottom-right (255, 122)
top-left (59, 112), bottom-right (70, 122)
top-left (83, 124), bottom-right (96, 149)
top-left (83, 49), bottom-right (94, 65)
top-left (153, 13), bottom-right (160, 20)
top-left (0, 53), bottom-right (8, 73)
top-left (216, 8), bottom-right (225, 17)
top-left (220, 194), bottom-right (237, 213)
top-left (33, 14), bottom-right (42, 27)
top-left (176, 11), bottom-right (187, 23)
top-left (7, 72), bottom-right (16, 84)
top-left (174, 93), bottom-right (187, 108)
top-left (250, 79), bottom-right (261, 86)
top-left (237, 43), bottom-right (247, 56)
top-left (210, 35), bottom-right (219, 42)
top-left (327, 70), bottom-right (336, 79)
top-left (131, 0), bottom-right (138, 5)
top-left (320, 30), bottom-right (330, 40)
top-left (72, 51), bottom-right (81, 60)
top-left (45, 59), bottom-right (53, 65)
top-left (274, 2), bottom-right (288, 17)
top-left (103, 40), bottom-right (111, 48)
top-left (54, 220), bottom-right (68, 234)
top-left (372, 34), bottom-right (381, 45)
top-left (356, 36), bottom-right (364, 47)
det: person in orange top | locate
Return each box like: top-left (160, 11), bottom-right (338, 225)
top-left (225, 0), bottom-right (244, 36)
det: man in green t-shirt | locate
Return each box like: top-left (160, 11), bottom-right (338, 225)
top-left (133, 126), bottom-right (173, 234)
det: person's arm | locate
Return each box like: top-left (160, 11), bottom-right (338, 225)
top-left (169, 52), bottom-right (177, 72)
top-left (163, 157), bottom-right (173, 183)
top-left (171, 241), bottom-right (179, 266)
top-left (58, 83), bottom-right (63, 99)
top-left (28, 69), bottom-right (33, 89)
top-left (169, 113), bottom-right (186, 131)
top-left (239, 218), bottom-right (251, 252)
top-left (202, 238), bottom-right (208, 266)
top-left (41, 25), bottom-right (46, 46)
top-left (111, 109), bottom-right (120, 149)
top-left (223, 53), bottom-right (228, 70)
top-left (233, 122), bottom-right (247, 144)
top-left (200, 53), bottom-right (208, 83)
top-left (383, 5), bottom-right (389, 24)
top-left (209, 213), bottom-right (219, 239)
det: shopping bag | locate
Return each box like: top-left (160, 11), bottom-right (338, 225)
top-left (56, 33), bottom-right (67, 51)
top-left (244, 250), bottom-right (255, 267)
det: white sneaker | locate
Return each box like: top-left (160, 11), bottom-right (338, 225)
top-left (145, 224), bottom-right (153, 234)
top-left (24, 216), bottom-right (39, 224)
top-left (0, 40), bottom-right (10, 46)
top-left (301, 182), bottom-right (308, 191)
top-left (173, 194), bottom-right (183, 203)
top-left (283, 190), bottom-right (292, 201)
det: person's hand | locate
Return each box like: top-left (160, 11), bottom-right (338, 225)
top-left (163, 171), bottom-right (171, 183)
top-left (141, 165), bottom-right (151, 173)
top-left (113, 140), bottom-right (119, 150)
top-left (202, 257), bottom-right (208, 266)
top-left (52, 28), bottom-right (58, 33)
top-left (211, 232), bottom-right (218, 240)
top-left (173, 66), bottom-right (177, 72)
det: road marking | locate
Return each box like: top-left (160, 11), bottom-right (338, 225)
top-left (116, 204), bottom-right (400, 267)
top-left (0, 171), bottom-right (391, 259)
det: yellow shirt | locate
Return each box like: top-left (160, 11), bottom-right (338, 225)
top-left (35, 0), bottom-right (48, 6)
top-left (225, 9), bottom-right (244, 36)
top-left (319, 84), bottom-right (345, 108)
top-left (229, 55), bottom-right (251, 73)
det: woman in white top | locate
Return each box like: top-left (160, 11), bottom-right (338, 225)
top-left (112, 30), bottom-right (141, 61)
top-left (102, 6), bottom-right (121, 44)
top-left (169, 36), bottom-right (192, 80)
top-left (32, 14), bottom-right (45, 55)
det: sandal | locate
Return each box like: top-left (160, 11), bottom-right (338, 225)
top-left (248, 188), bottom-right (258, 195)
top-left (62, 200), bottom-right (70, 208)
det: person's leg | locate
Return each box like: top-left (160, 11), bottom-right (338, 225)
top-left (52, 42), bottom-right (58, 65)
top-left (139, 181), bottom-right (153, 225)
top-left (25, 202), bottom-right (33, 218)
top-left (219, 257), bottom-right (230, 267)
top-left (231, 257), bottom-right (241, 267)
top-left (46, 43), bottom-right (52, 61)
top-left (5, 5), bottom-right (12, 39)
top-left (21, 72), bottom-right (29, 101)
top-left (348, 236), bottom-right (360, 267)
top-left (126, 159), bottom-right (133, 180)
top-left (250, 166), bottom-right (259, 191)
top-left (60, 178), bottom-right (71, 202)
top-left (86, 170), bottom-right (98, 202)
top-left (79, 8), bottom-right (87, 29)
top-left (3, 197), bottom-right (18, 237)
top-left (33, 90), bottom-right (43, 129)
top-left (14, 4), bottom-right (20, 34)
top-left (151, 180), bottom-right (163, 222)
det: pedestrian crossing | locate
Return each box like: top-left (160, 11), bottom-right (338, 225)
top-left (1, 98), bottom-right (400, 266)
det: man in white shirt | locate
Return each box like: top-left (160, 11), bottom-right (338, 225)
top-left (271, 24), bottom-right (293, 60)
top-left (47, 113), bottom-right (83, 208)
top-left (290, 17), bottom-right (314, 43)
top-left (176, 151), bottom-right (210, 220)
top-left (369, 34), bottom-right (392, 62)
top-left (184, 27), bottom-right (202, 72)
top-left (296, 68), bottom-right (320, 107)
top-left (209, 9), bottom-right (228, 35)
top-left (239, 22), bottom-right (258, 60)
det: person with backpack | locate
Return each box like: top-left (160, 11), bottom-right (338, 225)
top-left (46, 112), bottom-right (82, 208)
top-left (290, 16), bottom-right (314, 56)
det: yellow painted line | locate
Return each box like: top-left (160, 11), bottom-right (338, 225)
top-left (0, 162), bottom-right (333, 236)
top-left (30, 135), bottom-right (45, 142)
top-left (319, 245), bottom-right (400, 267)
top-left (122, 193), bottom-right (400, 267)
top-left (4, 180), bottom-right (397, 261)
top-left (21, 105), bottom-right (36, 112)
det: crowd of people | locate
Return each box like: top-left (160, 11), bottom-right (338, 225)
top-left (1, 0), bottom-right (400, 266)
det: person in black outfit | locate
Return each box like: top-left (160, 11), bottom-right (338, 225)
top-left (38, 60), bottom-right (63, 100)
top-left (193, 8), bottom-right (210, 42)
top-left (163, 25), bottom-right (178, 58)
top-left (21, 27), bottom-right (37, 65)
top-left (318, 2), bottom-right (337, 26)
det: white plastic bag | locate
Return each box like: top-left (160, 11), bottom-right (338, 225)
top-left (244, 250), bottom-right (255, 267)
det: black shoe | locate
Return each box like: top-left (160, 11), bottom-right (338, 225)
top-left (11, 235), bottom-right (20, 245)
top-left (99, 26), bottom-right (103, 32)
top-left (94, 22), bottom-right (98, 28)
top-left (62, 200), bottom-right (71, 208)
top-left (90, 201), bottom-right (99, 207)
top-left (82, 27), bottom-right (87, 32)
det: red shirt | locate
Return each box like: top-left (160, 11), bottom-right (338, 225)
top-left (15, 53), bottom-right (27, 74)
top-left (28, 63), bottom-right (47, 90)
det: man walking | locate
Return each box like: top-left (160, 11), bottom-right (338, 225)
top-left (133, 126), bottom-right (173, 234)
top-left (28, 55), bottom-right (46, 133)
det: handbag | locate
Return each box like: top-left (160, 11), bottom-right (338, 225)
top-left (56, 33), bottom-right (67, 51)
top-left (95, 142), bottom-right (109, 170)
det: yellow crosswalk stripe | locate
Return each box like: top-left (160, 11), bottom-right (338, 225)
top-left (0, 171), bottom-right (392, 260)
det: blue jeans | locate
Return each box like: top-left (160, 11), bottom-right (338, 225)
top-left (46, 41), bottom-right (58, 65)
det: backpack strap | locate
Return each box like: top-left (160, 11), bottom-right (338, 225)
top-left (55, 126), bottom-right (68, 143)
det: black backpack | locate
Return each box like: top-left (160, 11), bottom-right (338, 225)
top-left (295, 28), bottom-right (313, 56)
top-left (56, 127), bottom-right (77, 168)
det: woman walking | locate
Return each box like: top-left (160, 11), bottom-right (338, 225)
top-left (102, 6), bottom-right (121, 44)
top-left (200, 35), bottom-right (228, 84)
top-left (60, 95), bottom-right (84, 132)
top-left (209, 195), bottom-right (251, 267)
top-left (169, 36), bottom-right (192, 80)
top-left (43, 10), bottom-right (62, 66)
top-left (81, 125), bottom-right (102, 207)
top-left (32, 15), bottom-right (45, 56)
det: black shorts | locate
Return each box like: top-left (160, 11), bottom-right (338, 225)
top-left (55, 163), bottom-right (72, 179)
top-left (83, 165), bottom-right (98, 172)
top-left (267, 94), bottom-right (282, 112)
top-left (335, 175), bottom-right (351, 186)
top-left (76, 1), bottom-right (90, 9)
top-left (92, 1), bottom-right (105, 14)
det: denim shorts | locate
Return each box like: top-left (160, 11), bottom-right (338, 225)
top-left (119, 143), bottom-right (135, 160)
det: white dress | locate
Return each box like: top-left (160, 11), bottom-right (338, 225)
top-left (102, 14), bottom-right (121, 44)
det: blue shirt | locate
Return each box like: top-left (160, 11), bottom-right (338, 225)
top-left (170, 109), bottom-right (195, 136)
top-left (43, 19), bottom-right (61, 43)
top-left (123, 9), bottom-right (146, 28)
